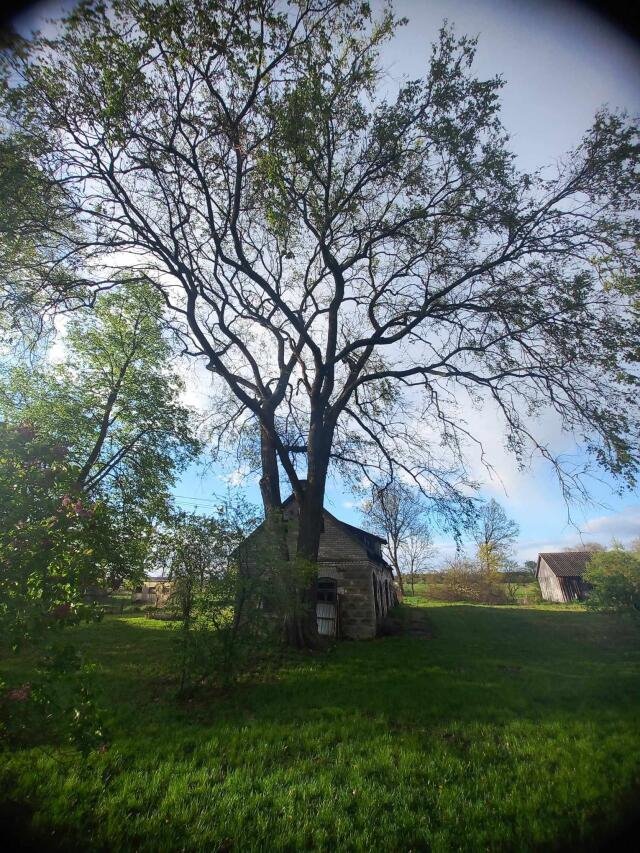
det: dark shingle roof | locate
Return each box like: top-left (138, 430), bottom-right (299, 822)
top-left (277, 493), bottom-right (389, 567)
top-left (324, 510), bottom-right (386, 545)
top-left (281, 494), bottom-right (386, 543)
top-left (537, 552), bottom-right (592, 578)
top-left (324, 510), bottom-right (389, 566)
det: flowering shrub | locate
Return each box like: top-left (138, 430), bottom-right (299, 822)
top-left (0, 423), bottom-right (108, 649)
top-left (0, 645), bottom-right (107, 754)
top-left (5, 683), bottom-right (31, 702)
top-left (0, 424), bottom-right (108, 752)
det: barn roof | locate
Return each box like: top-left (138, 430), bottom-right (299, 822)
top-left (536, 551), bottom-right (592, 579)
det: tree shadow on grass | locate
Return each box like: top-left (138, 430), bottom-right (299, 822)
top-left (10, 607), bottom-right (635, 770)
top-left (222, 603), bottom-right (640, 729)
top-left (3, 607), bottom-right (640, 853)
top-left (71, 605), bottom-right (640, 736)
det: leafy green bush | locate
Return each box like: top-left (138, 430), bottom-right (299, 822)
top-left (584, 549), bottom-right (640, 613)
top-left (435, 559), bottom-right (508, 604)
top-left (157, 499), bottom-right (286, 692)
top-left (1, 642), bottom-right (106, 754)
top-left (0, 423), bottom-right (108, 649)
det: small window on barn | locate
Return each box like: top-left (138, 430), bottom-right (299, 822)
top-left (317, 577), bottom-right (337, 603)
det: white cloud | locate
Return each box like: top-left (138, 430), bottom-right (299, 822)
top-left (512, 506), bottom-right (640, 562)
top-left (220, 466), bottom-right (251, 487)
top-left (582, 506), bottom-right (640, 541)
top-left (459, 392), bottom-right (577, 505)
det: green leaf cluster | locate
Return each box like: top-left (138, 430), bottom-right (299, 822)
top-left (584, 547), bottom-right (640, 613)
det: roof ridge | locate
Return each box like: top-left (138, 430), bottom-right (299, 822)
top-left (540, 549), bottom-right (593, 554)
top-left (537, 551), bottom-right (592, 578)
top-left (281, 493), bottom-right (387, 544)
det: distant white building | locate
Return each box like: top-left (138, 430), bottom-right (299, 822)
top-left (131, 577), bottom-right (173, 606)
top-left (535, 552), bottom-right (591, 603)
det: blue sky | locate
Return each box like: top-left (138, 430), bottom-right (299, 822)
top-left (16, 1), bottom-right (640, 562)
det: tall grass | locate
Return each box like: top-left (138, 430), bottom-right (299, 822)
top-left (1, 601), bottom-right (639, 851)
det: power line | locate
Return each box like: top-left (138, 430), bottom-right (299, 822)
top-left (172, 493), bottom-right (222, 504)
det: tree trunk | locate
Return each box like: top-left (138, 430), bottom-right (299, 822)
top-left (385, 538), bottom-right (405, 596)
top-left (286, 419), bottom-right (332, 649)
top-left (257, 412), bottom-right (331, 650)
top-left (389, 560), bottom-right (405, 596)
top-left (287, 474), bottom-right (325, 649)
top-left (259, 422), bottom-right (282, 511)
top-left (257, 421), bottom-right (289, 585)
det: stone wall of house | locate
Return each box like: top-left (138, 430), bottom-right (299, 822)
top-left (242, 505), bottom-right (395, 640)
top-left (317, 559), bottom-right (392, 640)
top-left (316, 560), bottom-right (374, 639)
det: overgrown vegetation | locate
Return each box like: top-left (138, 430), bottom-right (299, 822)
top-left (432, 559), bottom-right (510, 604)
top-left (0, 284), bottom-right (200, 749)
top-left (1, 600), bottom-right (639, 851)
top-left (410, 572), bottom-right (543, 606)
top-left (0, 423), bottom-right (106, 648)
top-left (585, 546), bottom-right (640, 613)
top-left (157, 500), bottom-right (285, 691)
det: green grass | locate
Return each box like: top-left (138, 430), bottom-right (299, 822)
top-left (405, 576), bottom-right (544, 605)
top-left (2, 602), bottom-right (640, 851)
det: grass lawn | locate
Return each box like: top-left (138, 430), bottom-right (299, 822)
top-left (405, 577), bottom-right (544, 605)
top-left (1, 601), bottom-right (639, 851)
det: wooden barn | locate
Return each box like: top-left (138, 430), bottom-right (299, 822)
top-left (535, 552), bottom-right (592, 602)
top-left (241, 491), bottom-right (397, 640)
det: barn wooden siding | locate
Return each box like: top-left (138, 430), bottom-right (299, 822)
top-left (537, 558), bottom-right (588, 603)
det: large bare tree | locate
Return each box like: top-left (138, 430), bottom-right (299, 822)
top-left (2, 0), bottom-right (639, 645)
top-left (364, 481), bottom-right (436, 595)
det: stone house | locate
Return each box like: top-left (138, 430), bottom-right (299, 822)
top-left (241, 492), bottom-right (397, 639)
top-left (536, 552), bottom-right (592, 602)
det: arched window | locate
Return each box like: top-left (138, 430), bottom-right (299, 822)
top-left (372, 573), bottom-right (380, 617)
top-left (317, 576), bottom-right (337, 603)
